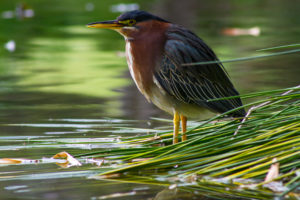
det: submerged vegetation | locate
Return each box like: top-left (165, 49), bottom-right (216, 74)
top-left (77, 85), bottom-right (300, 199)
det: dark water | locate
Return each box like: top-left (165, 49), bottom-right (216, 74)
top-left (0, 0), bottom-right (299, 199)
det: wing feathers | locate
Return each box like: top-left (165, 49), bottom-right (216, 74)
top-left (154, 25), bottom-right (245, 117)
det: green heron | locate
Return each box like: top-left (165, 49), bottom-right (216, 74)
top-left (87, 10), bottom-right (245, 144)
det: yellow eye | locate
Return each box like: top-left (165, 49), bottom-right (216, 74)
top-left (119, 19), bottom-right (136, 26)
top-left (127, 19), bottom-right (136, 26)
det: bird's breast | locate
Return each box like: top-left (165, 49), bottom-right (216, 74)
top-left (125, 38), bottom-right (163, 101)
top-left (125, 41), bottom-right (150, 100)
top-left (124, 21), bottom-right (169, 101)
top-left (125, 40), bottom-right (174, 114)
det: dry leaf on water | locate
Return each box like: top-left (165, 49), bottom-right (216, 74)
top-left (52, 151), bottom-right (82, 168)
top-left (0, 158), bottom-right (38, 164)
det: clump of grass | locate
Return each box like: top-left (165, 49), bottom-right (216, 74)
top-left (78, 85), bottom-right (299, 198)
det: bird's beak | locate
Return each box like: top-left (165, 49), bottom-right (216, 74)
top-left (86, 20), bottom-right (123, 29)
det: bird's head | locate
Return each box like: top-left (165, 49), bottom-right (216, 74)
top-left (87, 10), bottom-right (169, 39)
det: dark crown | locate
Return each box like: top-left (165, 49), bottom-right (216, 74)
top-left (117, 10), bottom-right (169, 23)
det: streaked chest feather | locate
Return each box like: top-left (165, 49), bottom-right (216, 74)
top-left (125, 40), bottom-right (163, 100)
top-left (126, 42), bottom-right (145, 95)
top-left (123, 21), bottom-right (169, 101)
top-left (126, 40), bottom-right (174, 114)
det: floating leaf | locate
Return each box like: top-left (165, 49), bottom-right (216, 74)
top-left (0, 158), bottom-right (38, 164)
top-left (52, 152), bottom-right (82, 168)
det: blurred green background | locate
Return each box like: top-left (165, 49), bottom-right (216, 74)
top-left (0, 0), bottom-right (299, 123)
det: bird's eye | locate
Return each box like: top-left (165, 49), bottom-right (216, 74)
top-left (118, 19), bottom-right (136, 26)
top-left (127, 19), bottom-right (136, 26)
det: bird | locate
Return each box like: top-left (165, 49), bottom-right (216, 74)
top-left (87, 10), bottom-right (245, 144)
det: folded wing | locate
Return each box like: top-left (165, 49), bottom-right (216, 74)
top-left (154, 25), bottom-right (245, 117)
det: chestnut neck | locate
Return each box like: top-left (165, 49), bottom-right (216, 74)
top-left (124, 20), bottom-right (170, 94)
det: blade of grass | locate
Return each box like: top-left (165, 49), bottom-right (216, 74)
top-left (182, 49), bottom-right (300, 66)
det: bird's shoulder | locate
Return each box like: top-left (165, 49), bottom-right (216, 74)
top-left (165, 24), bottom-right (217, 60)
top-left (160, 24), bottom-right (233, 88)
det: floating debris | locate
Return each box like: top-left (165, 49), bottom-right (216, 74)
top-left (110, 3), bottom-right (139, 13)
top-left (222, 27), bottom-right (260, 36)
top-left (52, 151), bottom-right (82, 168)
top-left (0, 158), bottom-right (38, 164)
top-left (4, 40), bottom-right (16, 52)
top-left (85, 158), bottom-right (103, 166)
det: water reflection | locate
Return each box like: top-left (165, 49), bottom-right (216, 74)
top-left (0, 0), bottom-right (299, 199)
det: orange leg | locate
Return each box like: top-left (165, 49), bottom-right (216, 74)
top-left (173, 111), bottom-right (180, 144)
top-left (181, 115), bottom-right (187, 141)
